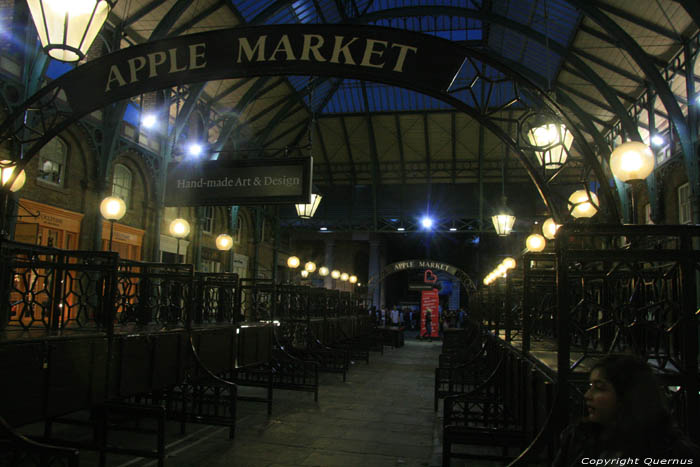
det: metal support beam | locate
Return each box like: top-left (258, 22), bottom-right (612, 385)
top-left (571, 1), bottom-right (697, 222)
top-left (361, 82), bottom-right (381, 230)
top-left (315, 119), bottom-right (334, 185)
top-left (394, 114), bottom-right (407, 186)
top-left (340, 117), bottom-right (357, 186)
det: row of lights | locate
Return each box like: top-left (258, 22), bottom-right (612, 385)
top-left (286, 256), bottom-right (358, 285)
top-left (483, 257), bottom-right (517, 286)
top-left (493, 140), bottom-right (654, 237)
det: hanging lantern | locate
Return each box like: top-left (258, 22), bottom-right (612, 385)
top-left (527, 123), bottom-right (573, 170)
top-left (300, 270), bottom-right (309, 278)
top-left (340, 272), bottom-right (349, 281)
top-left (319, 266), bottom-right (329, 276)
top-left (295, 193), bottom-right (322, 219)
top-left (502, 257), bottom-right (516, 270)
top-left (526, 233), bottom-right (546, 252)
top-left (609, 141), bottom-right (655, 182)
top-left (568, 190), bottom-right (599, 218)
top-left (27, 0), bottom-right (115, 62)
top-left (491, 203), bottom-right (516, 236)
top-left (542, 218), bottom-right (560, 240)
top-left (287, 256), bottom-right (300, 269)
top-left (349, 275), bottom-right (357, 284)
top-left (0, 161), bottom-right (26, 192)
top-left (331, 270), bottom-right (340, 279)
top-left (304, 261), bottom-right (316, 273)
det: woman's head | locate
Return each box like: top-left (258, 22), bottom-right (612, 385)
top-left (584, 355), bottom-right (669, 429)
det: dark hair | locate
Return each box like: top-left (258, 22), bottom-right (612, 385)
top-left (590, 355), bottom-right (675, 449)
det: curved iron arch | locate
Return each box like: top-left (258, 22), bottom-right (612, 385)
top-left (0, 24), bottom-right (616, 221)
top-left (367, 259), bottom-right (476, 293)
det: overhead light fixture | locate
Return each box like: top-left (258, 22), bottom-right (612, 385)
top-left (650, 135), bottom-right (665, 147)
top-left (340, 272), bottom-right (349, 281)
top-left (526, 233), bottom-right (546, 252)
top-left (295, 193), bottom-right (322, 219)
top-left (449, 226), bottom-right (457, 231)
top-left (0, 161), bottom-right (26, 192)
top-left (300, 270), bottom-right (309, 278)
top-left (304, 261), bottom-right (316, 273)
top-left (397, 226), bottom-right (405, 231)
top-left (320, 227), bottom-right (328, 231)
top-left (502, 257), bottom-right (516, 270)
top-left (142, 113), bottom-right (157, 129)
top-left (542, 217), bottom-right (560, 240)
top-left (609, 141), bottom-right (655, 182)
top-left (331, 269), bottom-right (341, 279)
top-left (527, 123), bottom-right (573, 170)
top-left (188, 143), bottom-right (203, 157)
top-left (27, 0), bottom-right (114, 62)
top-left (215, 234), bottom-right (233, 251)
top-left (319, 266), bottom-right (329, 276)
top-left (169, 218), bottom-right (190, 238)
top-left (421, 216), bottom-right (433, 229)
top-left (568, 189), bottom-right (599, 218)
top-left (349, 275), bottom-right (357, 284)
top-left (287, 256), bottom-right (300, 269)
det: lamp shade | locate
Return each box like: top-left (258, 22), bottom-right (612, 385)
top-left (609, 141), bottom-right (655, 182)
top-left (0, 161), bottom-right (26, 192)
top-left (287, 256), bottom-right (300, 269)
top-left (526, 233), bottom-right (546, 252)
top-left (319, 266), bottom-right (329, 276)
top-left (527, 123), bottom-right (573, 169)
top-left (492, 212), bottom-right (516, 236)
top-left (331, 270), bottom-right (341, 279)
top-left (295, 193), bottom-right (322, 219)
top-left (27, 0), bottom-right (114, 62)
top-left (215, 234), bottom-right (233, 251)
top-left (568, 190), bottom-right (599, 218)
top-left (340, 272), bottom-right (349, 281)
top-left (169, 218), bottom-right (191, 238)
top-left (300, 270), bottom-right (309, 278)
top-left (99, 196), bottom-right (126, 221)
top-left (542, 217), bottom-right (560, 240)
top-left (349, 275), bottom-right (357, 284)
top-left (304, 261), bottom-right (316, 273)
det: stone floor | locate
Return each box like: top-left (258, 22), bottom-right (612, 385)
top-left (30, 334), bottom-right (517, 467)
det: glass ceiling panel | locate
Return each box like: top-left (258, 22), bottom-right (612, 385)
top-left (321, 80), bottom-right (453, 114)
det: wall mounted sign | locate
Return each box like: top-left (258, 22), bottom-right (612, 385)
top-left (164, 157), bottom-right (312, 206)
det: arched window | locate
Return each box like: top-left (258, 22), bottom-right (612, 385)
top-left (38, 137), bottom-right (67, 186)
top-left (112, 164), bottom-right (132, 208)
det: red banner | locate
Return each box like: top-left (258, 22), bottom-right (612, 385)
top-left (420, 289), bottom-right (439, 338)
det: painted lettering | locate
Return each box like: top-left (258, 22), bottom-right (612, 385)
top-left (168, 48), bottom-right (188, 73)
top-left (237, 36), bottom-right (267, 62)
top-left (147, 51), bottom-right (167, 78)
top-left (105, 65), bottom-right (127, 92)
top-left (391, 43), bottom-right (418, 72)
top-left (189, 43), bottom-right (207, 69)
top-left (128, 56), bottom-right (147, 83)
top-left (269, 34), bottom-right (296, 61)
top-left (360, 39), bottom-right (387, 68)
top-left (301, 34), bottom-right (326, 61)
top-left (330, 35), bottom-right (359, 65)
